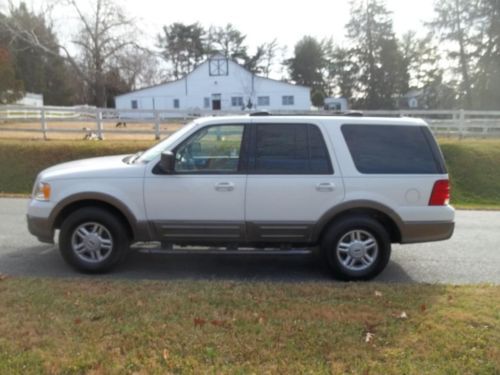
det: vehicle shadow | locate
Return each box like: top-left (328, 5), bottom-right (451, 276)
top-left (115, 251), bottom-right (415, 283)
top-left (0, 244), bottom-right (415, 283)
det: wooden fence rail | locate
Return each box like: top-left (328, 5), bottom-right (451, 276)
top-left (2, 105), bottom-right (500, 140)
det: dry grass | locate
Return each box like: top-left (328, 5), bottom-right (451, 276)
top-left (0, 121), bottom-right (184, 140)
top-left (0, 278), bottom-right (498, 374)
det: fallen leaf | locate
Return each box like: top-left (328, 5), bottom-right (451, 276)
top-left (211, 319), bottom-right (226, 327)
top-left (365, 332), bottom-right (374, 343)
top-left (194, 318), bottom-right (206, 327)
top-left (74, 318), bottom-right (82, 325)
top-left (420, 304), bottom-right (427, 312)
top-left (374, 290), bottom-right (383, 297)
top-left (162, 349), bottom-right (169, 362)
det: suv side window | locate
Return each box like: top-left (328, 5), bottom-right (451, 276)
top-left (250, 123), bottom-right (333, 174)
top-left (341, 124), bottom-right (443, 174)
top-left (175, 125), bottom-right (245, 173)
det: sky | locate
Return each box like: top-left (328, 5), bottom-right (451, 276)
top-left (4, 0), bottom-right (438, 79)
top-left (126, 0), bottom-right (436, 49)
top-left (12, 0), bottom-right (437, 51)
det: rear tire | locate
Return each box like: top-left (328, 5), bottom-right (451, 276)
top-left (321, 215), bottom-right (391, 281)
top-left (59, 207), bottom-right (129, 273)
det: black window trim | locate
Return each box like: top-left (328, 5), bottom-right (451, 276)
top-left (340, 123), bottom-right (447, 175)
top-left (247, 122), bottom-right (334, 175)
top-left (153, 123), bottom-right (250, 175)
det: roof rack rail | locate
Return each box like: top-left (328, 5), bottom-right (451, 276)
top-left (249, 111), bottom-right (271, 116)
top-left (345, 111), bottom-right (363, 117)
top-left (249, 111), bottom-right (364, 117)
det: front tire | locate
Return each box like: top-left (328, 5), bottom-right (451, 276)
top-left (59, 207), bottom-right (129, 273)
top-left (321, 215), bottom-right (391, 281)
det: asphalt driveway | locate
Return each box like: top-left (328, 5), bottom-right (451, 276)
top-left (1, 198), bottom-right (499, 284)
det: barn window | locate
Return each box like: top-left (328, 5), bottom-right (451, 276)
top-left (204, 97), bottom-right (210, 108)
top-left (209, 58), bottom-right (229, 76)
top-left (258, 96), bottom-right (270, 106)
top-left (231, 96), bottom-right (243, 107)
top-left (282, 96), bottom-right (294, 106)
top-left (173, 99), bottom-right (180, 109)
top-left (131, 100), bottom-right (138, 109)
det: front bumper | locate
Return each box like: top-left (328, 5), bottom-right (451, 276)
top-left (27, 215), bottom-right (54, 243)
top-left (400, 221), bottom-right (455, 244)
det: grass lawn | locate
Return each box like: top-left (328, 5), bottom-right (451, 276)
top-left (1, 137), bottom-right (500, 208)
top-left (0, 139), bottom-right (153, 195)
top-left (0, 278), bottom-right (498, 374)
top-left (439, 139), bottom-right (500, 208)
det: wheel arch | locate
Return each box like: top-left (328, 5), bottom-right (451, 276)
top-left (50, 193), bottom-right (148, 241)
top-left (313, 200), bottom-right (403, 244)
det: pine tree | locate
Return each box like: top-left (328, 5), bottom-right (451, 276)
top-left (430, 0), bottom-right (478, 108)
top-left (286, 36), bottom-right (327, 95)
top-left (346, 0), bottom-right (408, 109)
top-left (473, 0), bottom-right (500, 109)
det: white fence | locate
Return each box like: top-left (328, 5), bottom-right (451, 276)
top-left (2, 105), bottom-right (500, 140)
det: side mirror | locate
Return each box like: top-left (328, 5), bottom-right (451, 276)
top-left (160, 151), bottom-right (175, 173)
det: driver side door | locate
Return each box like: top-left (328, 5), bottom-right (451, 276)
top-left (144, 124), bottom-right (248, 243)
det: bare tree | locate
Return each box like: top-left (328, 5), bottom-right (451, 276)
top-left (260, 38), bottom-right (280, 78)
top-left (115, 47), bottom-right (165, 90)
top-left (1, 0), bottom-right (138, 107)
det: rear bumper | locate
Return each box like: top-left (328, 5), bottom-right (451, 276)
top-left (400, 221), bottom-right (454, 244)
top-left (27, 215), bottom-right (54, 244)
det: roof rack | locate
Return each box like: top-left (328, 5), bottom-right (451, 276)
top-left (249, 111), bottom-right (364, 117)
top-left (249, 111), bottom-right (272, 116)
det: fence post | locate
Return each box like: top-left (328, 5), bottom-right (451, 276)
top-left (154, 111), bottom-right (160, 140)
top-left (41, 108), bottom-right (47, 140)
top-left (96, 110), bottom-right (103, 140)
top-left (459, 109), bottom-right (465, 139)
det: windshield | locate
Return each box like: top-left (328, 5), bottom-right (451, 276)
top-left (136, 121), bottom-right (197, 163)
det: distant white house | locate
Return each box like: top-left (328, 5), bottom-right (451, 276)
top-left (324, 97), bottom-right (349, 112)
top-left (400, 89), bottom-right (424, 109)
top-left (115, 54), bottom-right (311, 113)
top-left (15, 92), bottom-right (44, 107)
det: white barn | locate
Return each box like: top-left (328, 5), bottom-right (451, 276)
top-left (115, 55), bottom-right (311, 113)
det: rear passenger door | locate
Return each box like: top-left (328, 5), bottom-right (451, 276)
top-left (245, 122), bottom-right (344, 243)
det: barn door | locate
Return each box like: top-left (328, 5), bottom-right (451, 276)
top-left (212, 94), bottom-right (221, 110)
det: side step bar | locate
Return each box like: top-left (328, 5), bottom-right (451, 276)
top-left (133, 242), bottom-right (313, 256)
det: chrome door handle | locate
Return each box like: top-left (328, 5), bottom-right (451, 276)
top-left (215, 182), bottom-right (235, 192)
top-left (316, 182), bottom-right (335, 192)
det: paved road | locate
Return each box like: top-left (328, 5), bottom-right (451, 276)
top-left (1, 198), bottom-right (499, 284)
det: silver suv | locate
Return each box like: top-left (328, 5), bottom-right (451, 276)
top-left (27, 115), bottom-right (454, 280)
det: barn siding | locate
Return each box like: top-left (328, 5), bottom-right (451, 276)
top-left (115, 58), bottom-right (311, 112)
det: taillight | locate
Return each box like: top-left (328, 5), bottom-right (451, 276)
top-left (429, 179), bottom-right (450, 206)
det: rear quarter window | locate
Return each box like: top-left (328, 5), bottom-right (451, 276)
top-left (341, 124), bottom-right (446, 174)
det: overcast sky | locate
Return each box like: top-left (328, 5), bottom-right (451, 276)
top-left (5, 0), bottom-right (438, 80)
top-left (127, 0), bottom-right (436, 49)
top-left (13, 0), bottom-right (437, 50)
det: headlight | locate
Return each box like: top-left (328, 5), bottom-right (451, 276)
top-left (34, 182), bottom-right (51, 201)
